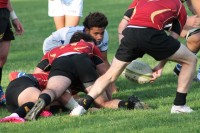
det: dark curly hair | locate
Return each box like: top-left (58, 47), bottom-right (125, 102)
top-left (83, 12), bottom-right (108, 29)
top-left (69, 32), bottom-right (97, 45)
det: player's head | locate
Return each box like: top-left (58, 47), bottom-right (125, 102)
top-left (83, 12), bottom-right (108, 44)
top-left (69, 32), bottom-right (97, 45)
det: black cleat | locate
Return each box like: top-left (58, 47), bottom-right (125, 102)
top-left (127, 95), bottom-right (149, 110)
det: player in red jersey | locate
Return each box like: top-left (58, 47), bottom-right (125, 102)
top-left (0, 73), bottom-right (50, 123)
top-left (25, 32), bottom-right (147, 121)
top-left (0, 0), bottom-right (24, 106)
top-left (118, 0), bottom-right (200, 81)
top-left (0, 71), bottom-right (87, 123)
top-left (74, 0), bottom-right (196, 114)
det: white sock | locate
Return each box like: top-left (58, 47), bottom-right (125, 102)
top-left (64, 97), bottom-right (79, 111)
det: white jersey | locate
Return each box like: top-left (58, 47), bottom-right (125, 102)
top-left (43, 26), bottom-right (109, 54)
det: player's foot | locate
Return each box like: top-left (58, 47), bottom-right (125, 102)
top-left (0, 86), bottom-right (6, 106)
top-left (40, 110), bottom-right (53, 117)
top-left (171, 105), bottom-right (194, 114)
top-left (0, 116), bottom-right (25, 123)
top-left (127, 95), bottom-right (149, 109)
top-left (69, 105), bottom-right (86, 116)
top-left (25, 98), bottom-right (45, 121)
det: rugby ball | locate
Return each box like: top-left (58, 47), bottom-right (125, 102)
top-left (125, 60), bottom-right (153, 84)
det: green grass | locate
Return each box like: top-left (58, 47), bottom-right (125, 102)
top-left (1, 0), bottom-right (200, 132)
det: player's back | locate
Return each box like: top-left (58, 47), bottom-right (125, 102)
top-left (128, 0), bottom-right (186, 30)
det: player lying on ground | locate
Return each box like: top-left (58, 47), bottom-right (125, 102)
top-left (0, 72), bottom-right (83, 123)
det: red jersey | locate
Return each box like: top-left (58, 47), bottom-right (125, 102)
top-left (42, 41), bottom-right (103, 65)
top-left (0, 0), bottom-right (8, 8)
top-left (9, 71), bottom-right (48, 90)
top-left (32, 73), bottom-right (48, 91)
top-left (128, 0), bottom-right (187, 33)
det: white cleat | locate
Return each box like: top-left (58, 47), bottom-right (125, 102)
top-left (70, 105), bottom-right (87, 116)
top-left (171, 105), bottom-right (194, 114)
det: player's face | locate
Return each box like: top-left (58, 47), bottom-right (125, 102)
top-left (86, 27), bottom-right (105, 44)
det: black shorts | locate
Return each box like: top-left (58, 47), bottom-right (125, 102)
top-left (0, 8), bottom-right (15, 42)
top-left (49, 53), bottom-right (99, 90)
top-left (116, 27), bottom-right (180, 62)
top-left (6, 76), bottom-right (40, 112)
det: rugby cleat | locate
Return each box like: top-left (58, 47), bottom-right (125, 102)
top-left (25, 98), bottom-right (45, 121)
top-left (127, 95), bottom-right (149, 110)
top-left (171, 105), bottom-right (194, 114)
top-left (0, 116), bottom-right (25, 123)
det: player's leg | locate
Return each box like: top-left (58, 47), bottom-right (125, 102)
top-left (63, 0), bottom-right (83, 27)
top-left (48, 0), bottom-right (65, 30)
top-left (168, 44), bottom-right (197, 113)
top-left (79, 57), bottom-right (129, 111)
top-left (53, 16), bottom-right (65, 30)
top-left (25, 76), bottom-right (71, 121)
top-left (25, 56), bottom-right (74, 120)
top-left (64, 15), bottom-right (80, 27)
top-left (0, 8), bottom-right (15, 105)
top-left (1, 77), bottom-right (40, 123)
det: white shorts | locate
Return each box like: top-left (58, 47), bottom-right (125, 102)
top-left (48, 0), bottom-right (83, 17)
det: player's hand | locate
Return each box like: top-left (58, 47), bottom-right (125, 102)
top-left (186, 15), bottom-right (200, 28)
top-left (12, 19), bottom-right (24, 35)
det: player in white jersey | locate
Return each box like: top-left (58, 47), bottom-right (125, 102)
top-left (43, 26), bottom-right (109, 54)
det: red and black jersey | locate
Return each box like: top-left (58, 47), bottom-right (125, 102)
top-left (32, 73), bottom-right (48, 91)
top-left (38, 41), bottom-right (103, 71)
top-left (0, 0), bottom-right (8, 8)
top-left (128, 0), bottom-right (187, 34)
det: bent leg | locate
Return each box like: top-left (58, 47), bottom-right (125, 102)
top-left (168, 44), bottom-right (197, 93)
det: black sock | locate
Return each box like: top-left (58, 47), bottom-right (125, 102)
top-left (118, 100), bottom-right (135, 110)
top-left (15, 102), bottom-right (34, 118)
top-left (174, 92), bottom-right (187, 106)
top-left (80, 95), bottom-right (94, 110)
top-left (39, 93), bottom-right (51, 106)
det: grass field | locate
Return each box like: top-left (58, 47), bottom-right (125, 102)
top-left (1, 0), bottom-right (200, 132)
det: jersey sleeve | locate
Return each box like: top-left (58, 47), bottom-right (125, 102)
top-left (37, 53), bottom-right (51, 72)
top-left (171, 4), bottom-right (187, 35)
top-left (124, 0), bottom-right (138, 18)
